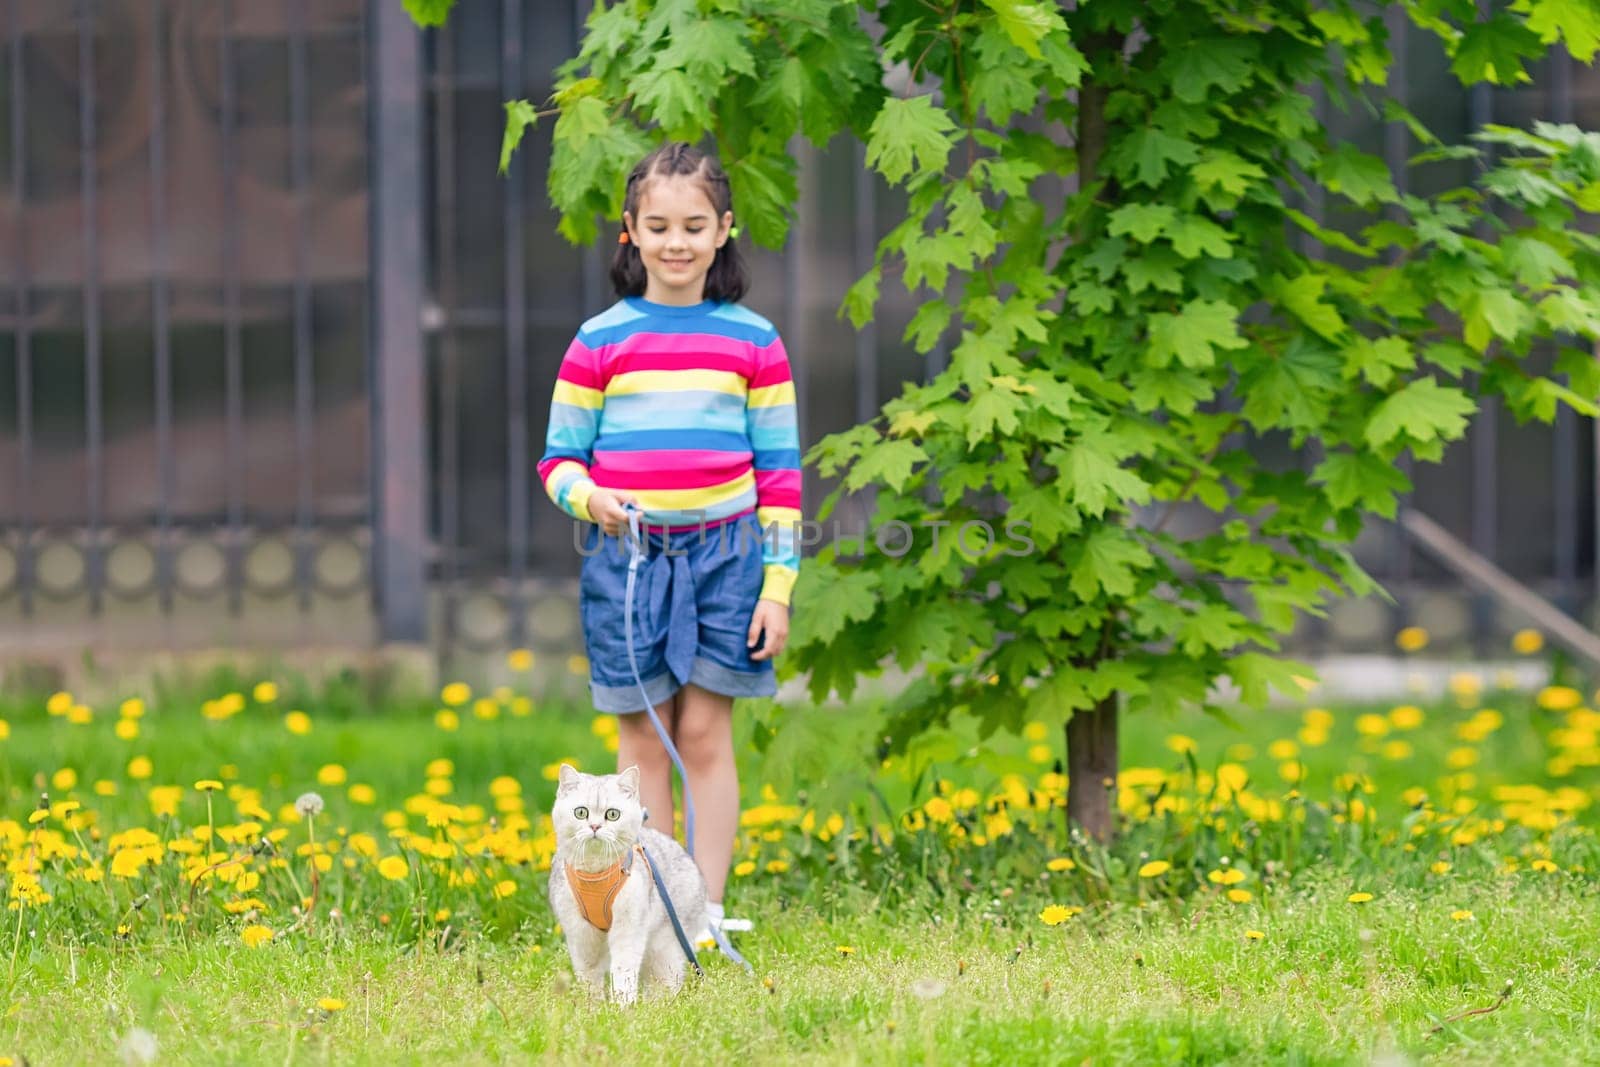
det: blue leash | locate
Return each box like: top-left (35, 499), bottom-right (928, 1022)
top-left (620, 503), bottom-right (753, 975)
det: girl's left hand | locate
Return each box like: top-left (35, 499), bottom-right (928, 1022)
top-left (747, 600), bottom-right (789, 661)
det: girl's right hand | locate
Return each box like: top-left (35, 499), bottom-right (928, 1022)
top-left (587, 489), bottom-right (640, 538)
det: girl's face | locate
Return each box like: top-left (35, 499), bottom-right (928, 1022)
top-left (623, 175), bottom-right (732, 305)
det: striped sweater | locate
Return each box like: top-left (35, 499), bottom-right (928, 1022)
top-left (538, 296), bottom-right (802, 606)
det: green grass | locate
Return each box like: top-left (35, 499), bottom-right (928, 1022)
top-left (7, 878), bottom-right (1597, 1065)
top-left (0, 671), bottom-right (1596, 1064)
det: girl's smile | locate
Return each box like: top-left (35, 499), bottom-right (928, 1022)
top-left (624, 175), bottom-right (732, 305)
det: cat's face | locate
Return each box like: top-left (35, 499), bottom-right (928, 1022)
top-left (553, 764), bottom-right (644, 857)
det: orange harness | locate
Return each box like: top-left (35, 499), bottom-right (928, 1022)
top-left (565, 845), bottom-right (647, 932)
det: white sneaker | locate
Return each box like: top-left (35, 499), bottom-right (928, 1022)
top-left (719, 917), bottom-right (753, 933)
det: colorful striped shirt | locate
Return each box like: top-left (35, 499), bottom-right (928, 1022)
top-left (538, 296), bottom-right (802, 606)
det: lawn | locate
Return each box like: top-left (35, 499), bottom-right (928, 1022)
top-left (0, 661), bottom-right (1595, 1064)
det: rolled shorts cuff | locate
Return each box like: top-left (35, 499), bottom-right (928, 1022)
top-left (591, 669), bottom-right (680, 714)
top-left (688, 655), bottom-right (776, 699)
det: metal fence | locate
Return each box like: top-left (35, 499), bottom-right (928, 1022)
top-left (0, 1), bottom-right (1596, 664)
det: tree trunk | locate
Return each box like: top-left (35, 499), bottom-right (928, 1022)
top-left (1062, 30), bottom-right (1125, 844)
top-left (1065, 694), bottom-right (1118, 841)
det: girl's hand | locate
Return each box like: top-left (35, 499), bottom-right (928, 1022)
top-left (588, 489), bottom-right (640, 538)
top-left (747, 599), bottom-right (789, 661)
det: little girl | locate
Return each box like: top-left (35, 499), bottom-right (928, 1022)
top-left (537, 142), bottom-right (801, 942)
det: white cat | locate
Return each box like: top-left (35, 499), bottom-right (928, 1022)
top-left (548, 763), bottom-right (708, 1005)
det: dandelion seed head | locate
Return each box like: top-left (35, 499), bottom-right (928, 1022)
top-left (295, 792), bottom-right (325, 818)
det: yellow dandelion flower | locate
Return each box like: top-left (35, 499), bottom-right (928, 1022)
top-left (1245, 929), bottom-right (1265, 941)
top-left (1026, 744), bottom-right (1052, 764)
top-left (1267, 739), bottom-right (1299, 760)
top-left (1165, 734), bottom-right (1197, 754)
top-left (1381, 740), bottom-right (1413, 760)
top-left (923, 797), bottom-right (954, 823)
top-left (1538, 686), bottom-right (1582, 712)
top-left (1395, 626), bottom-right (1429, 652)
top-left (1355, 714), bottom-right (1389, 737)
top-left (94, 780), bottom-right (117, 797)
top-left (489, 775), bottom-right (521, 798)
top-left (426, 758), bottom-right (454, 777)
top-left (285, 711), bottom-right (312, 735)
top-left (114, 719), bottom-right (139, 741)
top-left (434, 709), bottom-right (460, 732)
top-left (1447, 747), bottom-right (1480, 769)
top-left (1138, 860), bottom-right (1171, 878)
top-left (1450, 909), bottom-right (1474, 922)
top-left (253, 682), bottom-right (278, 704)
top-left (1511, 629), bottom-right (1544, 655)
top-left (440, 682), bottom-right (471, 707)
top-left (836, 946), bottom-right (855, 956)
top-left (317, 764), bottom-right (347, 786)
top-left (194, 780), bottom-right (223, 792)
top-left (1531, 859), bottom-right (1558, 873)
top-left (241, 924), bottom-right (274, 948)
top-left (1227, 888), bottom-right (1252, 903)
top-left (51, 767), bottom-right (78, 790)
top-left (1430, 861), bottom-right (1451, 874)
top-left (507, 648), bottom-right (535, 671)
top-left (434, 908), bottom-right (451, 922)
top-left (27, 810), bottom-right (48, 825)
top-left (317, 998), bottom-right (345, 1012)
top-left (1046, 858), bottom-right (1075, 872)
top-left (378, 855), bottom-right (409, 880)
top-left (733, 861), bottom-right (756, 877)
top-left (119, 698), bottom-right (145, 718)
top-left (1022, 722), bottom-right (1048, 742)
top-left (765, 860), bottom-right (790, 874)
top-left (1040, 905), bottom-right (1072, 926)
top-left (492, 879), bottom-right (516, 899)
top-left (346, 783), bottom-right (376, 805)
top-left (1347, 892), bottom-right (1374, 903)
top-left (46, 691), bottom-right (73, 715)
top-left (473, 698), bottom-right (499, 721)
top-left (1388, 704), bottom-right (1425, 729)
top-left (1207, 868), bottom-right (1246, 885)
top-left (127, 756), bottom-right (153, 780)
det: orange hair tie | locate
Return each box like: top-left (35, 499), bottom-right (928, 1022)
top-left (618, 230), bottom-right (631, 245)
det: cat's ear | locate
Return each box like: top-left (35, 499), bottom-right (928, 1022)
top-left (616, 765), bottom-right (641, 797)
top-left (557, 763), bottom-right (580, 793)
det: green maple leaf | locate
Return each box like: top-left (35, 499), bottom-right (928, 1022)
top-left (1069, 528), bottom-right (1153, 601)
top-left (1177, 603), bottom-right (1253, 656)
top-left (634, 68), bottom-right (713, 135)
top-left (866, 96), bottom-right (957, 185)
top-left (1108, 203), bottom-right (1176, 243)
top-left (499, 100), bottom-right (538, 175)
top-left (1451, 13), bottom-right (1543, 85)
top-left (1463, 287), bottom-right (1533, 351)
top-left (1191, 150), bottom-right (1267, 198)
top-left (841, 266), bottom-right (881, 329)
top-left (1147, 299), bottom-right (1249, 370)
top-left (791, 567), bottom-right (880, 647)
top-left (402, 0), bottom-right (455, 27)
top-left (1365, 377), bottom-right (1476, 448)
top-left (1226, 653), bottom-right (1316, 708)
top-left (1313, 450), bottom-right (1412, 518)
top-left (1168, 215), bottom-right (1234, 259)
top-left (1538, 289), bottom-right (1600, 338)
top-left (1274, 273), bottom-right (1347, 341)
top-left (844, 438), bottom-right (925, 492)
top-left (1112, 127), bottom-right (1200, 188)
top-left (657, 17), bottom-right (755, 82)
top-left (1058, 436), bottom-right (1151, 518)
top-left (979, 0), bottom-right (1066, 59)
top-left (1123, 248), bottom-right (1185, 294)
top-left (1128, 366), bottom-right (1214, 415)
top-left (1502, 235), bottom-right (1573, 289)
top-left (725, 152), bottom-right (797, 248)
top-left (752, 58), bottom-right (807, 132)
top-left (1517, 0), bottom-right (1600, 62)
top-left (1163, 37), bottom-right (1256, 102)
top-left (1341, 335), bottom-right (1414, 388)
top-left (1318, 144), bottom-right (1398, 206)
top-left (965, 385), bottom-right (1023, 447)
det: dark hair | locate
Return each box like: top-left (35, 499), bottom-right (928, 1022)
top-left (610, 141), bottom-right (749, 303)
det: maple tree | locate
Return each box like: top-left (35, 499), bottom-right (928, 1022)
top-left (413, 0), bottom-right (1600, 840)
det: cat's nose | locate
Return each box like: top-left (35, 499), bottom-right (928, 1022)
top-left (588, 822), bottom-right (601, 832)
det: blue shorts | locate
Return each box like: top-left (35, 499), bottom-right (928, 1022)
top-left (578, 511), bottom-right (777, 713)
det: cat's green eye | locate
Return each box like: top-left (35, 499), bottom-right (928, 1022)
top-left (573, 806), bottom-right (589, 820)
top-left (604, 808), bottom-right (621, 822)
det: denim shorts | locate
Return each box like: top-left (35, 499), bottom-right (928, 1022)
top-left (578, 511), bottom-right (777, 713)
